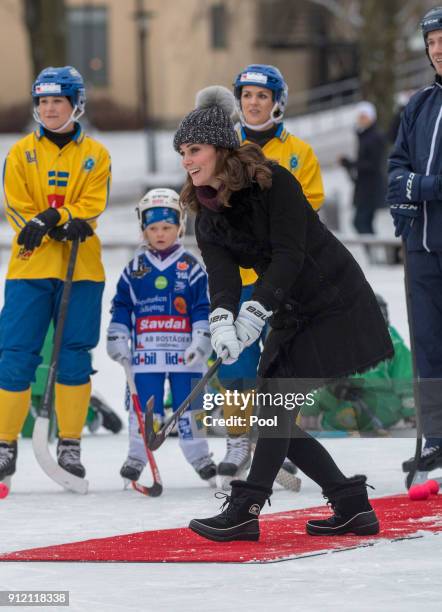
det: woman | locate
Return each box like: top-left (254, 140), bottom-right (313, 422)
top-left (0, 66), bottom-right (110, 482)
top-left (217, 65), bottom-right (325, 488)
top-left (174, 86), bottom-right (393, 543)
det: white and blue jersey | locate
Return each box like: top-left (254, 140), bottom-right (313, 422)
top-left (110, 244), bottom-right (209, 374)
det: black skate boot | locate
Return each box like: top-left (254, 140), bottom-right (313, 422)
top-left (57, 438), bottom-right (86, 478)
top-left (306, 475), bottom-right (379, 536)
top-left (120, 456), bottom-right (145, 482)
top-left (192, 454), bottom-right (217, 486)
top-left (189, 480), bottom-right (272, 542)
top-left (217, 435), bottom-right (252, 490)
top-left (402, 444), bottom-right (442, 473)
top-left (0, 441), bottom-right (17, 480)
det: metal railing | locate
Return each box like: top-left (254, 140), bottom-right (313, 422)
top-left (284, 56), bottom-right (434, 118)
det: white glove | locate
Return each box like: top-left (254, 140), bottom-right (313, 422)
top-left (234, 300), bottom-right (272, 348)
top-left (184, 327), bottom-right (212, 367)
top-left (106, 323), bottom-right (131, 364)
top-left (209, 308), bottom-right (242, 365)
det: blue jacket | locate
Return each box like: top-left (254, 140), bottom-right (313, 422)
top-left (388, 75), bottom-right (442, 252)
top-left (110, 244), bottom-right (209, 374)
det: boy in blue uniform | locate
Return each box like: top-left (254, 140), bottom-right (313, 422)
top-left (106, 188), bottom-right (214, 484)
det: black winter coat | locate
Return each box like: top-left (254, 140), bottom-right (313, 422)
top-left (195, 164), bottom-right (393, 382)
top-left (342, 123), bottom-right (387, 212)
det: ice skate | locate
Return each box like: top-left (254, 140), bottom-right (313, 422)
top-left (306, 475), bottom-right (379, 536)
top-left (0, 441), bottom-right (17, 482)
top-left (120, 456), bottom-right (145, 487)
top-left (189, 479), bottom-right (271, 542)
top-left (275, 459), bottom-right (302, 492)
top-left (57, 438), bottom-right (86, 478)
top-left (192, 454), bottom-right (217, 487)
top-left (217, 435), bottom-right (252, 490)
top-left (403, 445), bottom-right (442, 488)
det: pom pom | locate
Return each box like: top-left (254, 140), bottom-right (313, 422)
top-left (195, 86), bottom-right (236, 117)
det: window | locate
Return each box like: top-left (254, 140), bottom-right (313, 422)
top-left (210, 4), bottom-right (227, 49)
top-left (67, 6), bottom-right (108, 86)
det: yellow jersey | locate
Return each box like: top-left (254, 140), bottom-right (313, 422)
top-left (238, 124), bottom-right (324, 285)
top-left (3, 125), bottom-right (111, 282)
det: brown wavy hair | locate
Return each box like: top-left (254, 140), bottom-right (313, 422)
top-left (180, 142), bottom-right (273, 213)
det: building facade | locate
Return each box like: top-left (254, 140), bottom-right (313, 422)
top-left (0, 0), bottom-right (355, 130)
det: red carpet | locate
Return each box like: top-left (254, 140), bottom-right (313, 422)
top-left (1, 495), bottom-right (441, 563)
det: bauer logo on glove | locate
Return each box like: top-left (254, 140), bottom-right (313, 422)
top-left (235, 300), bottom-right (272, 348)
top-left (245, 304), bottom-right (268, 322)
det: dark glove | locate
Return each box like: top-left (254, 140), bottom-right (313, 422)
top-left (390, 202), bottom-right (421, 239)
top-left (17, 208), bottom-right (61, 251)
top-left (49, 218), bottom-right (94, 243)
top-left (387, 171), bottom-right (442, 203)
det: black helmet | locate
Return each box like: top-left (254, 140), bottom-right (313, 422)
top-left (421, 6), bottom-right (442, 41)
top-left (375, 294), bottom-right (389, 326)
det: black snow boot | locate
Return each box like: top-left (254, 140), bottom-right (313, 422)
top-left (0, 441), bottom-right (17, 480)
top-left (306, 475), bottom-right (379, 536)
top-left (57, 438), bottom-right (86, 478)
top-left (189, 480), bottom-right (272, 542)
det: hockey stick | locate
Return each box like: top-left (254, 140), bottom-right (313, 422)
top-left (122, 360), bottom-right (163, 497)
top-left (32, 240), bottom-right (88, 494)
top-left (145, 353), bottom-right (226, 450)
top-left (402, 241), bottom-right (423, 488)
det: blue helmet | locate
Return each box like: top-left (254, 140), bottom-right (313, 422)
top-left (233, 64), bottom-right (288, 125)
top-left (32, 66), bottom-right (86, 110)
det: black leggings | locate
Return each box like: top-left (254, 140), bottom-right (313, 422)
top-left (247, 401), bottom-right (347, 491)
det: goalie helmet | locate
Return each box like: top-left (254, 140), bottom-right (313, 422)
top-left (233, 64), bottom-right (288, 127)
top-left (136, 188), bottom-right (186, 237)
top-left (32, 66), bottom-right (86, 131)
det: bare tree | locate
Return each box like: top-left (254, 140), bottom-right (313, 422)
top-left (305, 0), bottom-right (430, 129)
top-left (22, 0), bottom-right (66, 77)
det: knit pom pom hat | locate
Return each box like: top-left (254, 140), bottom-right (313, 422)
top-left (173, 85), bottom-right (240, 151)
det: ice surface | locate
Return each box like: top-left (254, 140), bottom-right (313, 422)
top-left (0, 135), bottom-right (441, 610)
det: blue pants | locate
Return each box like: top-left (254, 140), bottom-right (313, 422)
top-left (128, 371), bottom-right (208, 465)
top-left (133, 371), bottom-right (203, 417)
top-left (408, 251), bottom-right (442, 439)
top-left (0, 279), bottom-right (104, 391)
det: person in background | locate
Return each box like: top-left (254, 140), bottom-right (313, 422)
top-left (339, 101), bottom-right (387, 235)
top-left (300, 294), bottom-right (414, 433)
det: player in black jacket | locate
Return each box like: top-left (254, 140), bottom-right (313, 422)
top-left (174, 86), bottom-right (393, 543)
